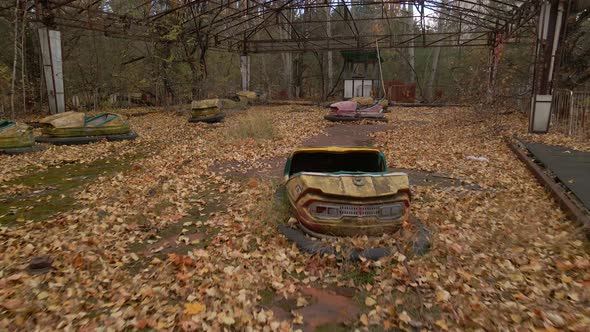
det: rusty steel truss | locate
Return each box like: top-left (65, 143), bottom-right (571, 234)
top-left (1, 1), bottom-right (544, 53)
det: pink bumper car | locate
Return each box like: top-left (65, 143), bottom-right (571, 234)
top-left (324, 100), bottom-right (388, 122)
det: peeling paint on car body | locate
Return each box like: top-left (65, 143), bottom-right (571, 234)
top-left (39, 112), bottom-right (132, 137)
top-left (284, 147), bottom-right (410, 237)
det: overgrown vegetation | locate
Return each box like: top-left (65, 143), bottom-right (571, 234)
top-left (0, 155), bottom-right (138, 226)
top-left (250, 180), bottom-right (290, 227)
top-left (225, 111), bottom-right (278, 141)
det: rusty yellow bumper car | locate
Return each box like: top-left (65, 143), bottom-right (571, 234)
top-left (283, 147), bottom-right (410, 238)
top-left (36, 112), bottom-right (137, 145)
top-left (236, 90), bottom-right (267, 105)
top-left (0, 120), bottom-right (42, 155)
top-left (189, 99), bottom-right (225, 123)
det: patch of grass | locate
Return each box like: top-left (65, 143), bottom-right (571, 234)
top-left (126, 185), bottom-right (226, 272)
top-left (257, 288), bottom-right (297, 313)
top-left (391, 289), bottom-right (443, 327)
top-left (257, 288), bottom-right (277, 308)
top-left (251, 182), bottom-right (291, 227)
top-left (0, 155), bottom-right (139, 226)
top-left (226, 111), bottom-right (277, 141)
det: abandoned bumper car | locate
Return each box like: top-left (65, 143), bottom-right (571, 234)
top-left (189, 91), bottom-right (267, 123)
top-left (36, 111), bottom-right (137, 145)
top-left (279, 147), bottom-right (432, 261)
top-left (325, 99), bottom-right (389, 122)
top-left (0, 120), bottom-right (40, 155)
top-left (277, 147), bottom-right (424, 260)
top-left (189, 99), bottom-right (225, 123)
top-left (283, 147), bottom-right (410, 237)
top-left (236, 90), bottom-right (267, 105)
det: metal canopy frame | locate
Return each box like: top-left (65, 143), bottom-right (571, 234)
top-left (1, 1), bottom-right (543, 53)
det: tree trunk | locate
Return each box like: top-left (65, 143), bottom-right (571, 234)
top-left (407, 4), bottom-right (415, 84)
top-left (198, 46), bottom-right (208, 98)
top-left (11, 0), bottom-right (20, 118)
top-left (427, 1), bottom-right (447, 101)
top-left (326, 5), bottom-right (333, 94)
top-left (315, 52), bottom-right (325, 101)
top-left (281, 10), bottom-right (293, 99)
top-left (428, 47), bottom-right (441, 101)
top-left (188, 60), bottom-right (199, 100)
top-left (282, 53), bottom-right (293, 99)
top-left (155, 40), bottom-right (175, 105)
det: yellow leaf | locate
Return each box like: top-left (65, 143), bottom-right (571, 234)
top-left (360, 313), bottom-right (369, 326)
top-left (435, 319), bottom-right (449, 330)
top-left (220, 314), bottom-right (235, 325)
top-left (435, 287), bottom-right (450, 303)
top-left (296, 296), bottom-right (308, 307)
top-left (365, 296), bottom-right (377, 307)
top-left (511, 314), bottom-right (522, 323)
top-left (398, 311), bottom-right (412, 324)
top-left (37, 291), bottom-right (49, 300)
top-left (184, 301), bottom-right (205, 315)
top-left (554, 291), bottom-right (566, 300)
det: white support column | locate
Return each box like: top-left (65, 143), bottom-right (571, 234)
top-left (240, 55), bottom-right (250, 91)
top-left (38, 27), bottom-right (64, 114)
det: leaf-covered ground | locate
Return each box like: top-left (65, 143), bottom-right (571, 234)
top-left (0, 106), bottom-right (588, 331)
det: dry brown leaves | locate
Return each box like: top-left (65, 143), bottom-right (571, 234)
top-left (0, 106), bottom-right (588, 331)
top-left (372, 107), bottom-right (589, 330)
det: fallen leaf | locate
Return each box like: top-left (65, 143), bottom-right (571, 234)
top-left (296, 296), bottom-right (308, 307)
top-left (435, 287), bottom-right (451, 303)
top-left (1, 299), bottom-right (24, 312)
top-left (399, 311), bottom-right (412, 324)
top-left (184, 301), bottom-right (205, 315)
top-left (435, 319), bottom-right (449, 330)
top-left (365, 296), bottom-right (377, 307)
top-left (360, 313), bottom-right (369, 326)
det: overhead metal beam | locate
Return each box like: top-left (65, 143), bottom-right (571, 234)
top-left (0, 0), bottom-right (541, 54)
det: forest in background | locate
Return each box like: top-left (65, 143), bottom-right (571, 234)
top-left (0, 1), bottom-right (587, 117)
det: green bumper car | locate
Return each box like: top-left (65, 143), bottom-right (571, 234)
top-left (36, 112), bottom-right (137, 145)
top-left (0, 120), bottom-right (41, 155)
top-left (189, 99), bottom-right (225, 123)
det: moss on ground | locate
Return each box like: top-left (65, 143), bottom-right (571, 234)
top-left (126, 185), bottom-right (227, 272)
top-left (0, 155), bottom-right (140, 226)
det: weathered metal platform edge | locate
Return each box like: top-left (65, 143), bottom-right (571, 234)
top-left (507, 137), bottom-right (590, 239)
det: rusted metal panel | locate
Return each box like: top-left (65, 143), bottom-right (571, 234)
top-left (385, 80), bottom-right (416, 103)
top-left (287, 173), bottom-right (410, 200)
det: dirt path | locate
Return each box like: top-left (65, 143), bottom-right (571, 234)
top-left (301, 122), bottom-right (395, 147)
top-left (217, 120), bottom-right (483, 193)
top-left (213, 122), bottom-right (396, 178)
